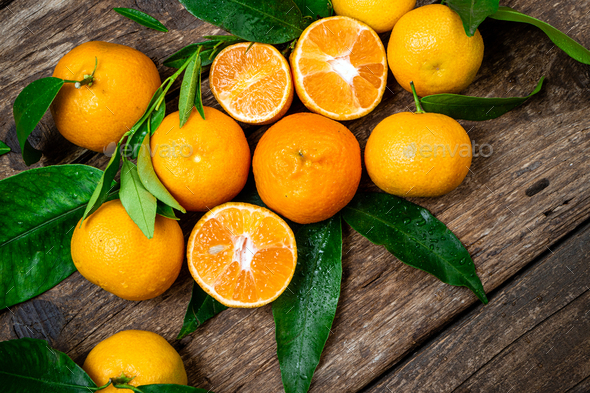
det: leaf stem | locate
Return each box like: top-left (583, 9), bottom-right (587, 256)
top-left (63, 57), bottom-right (99, 89)
top-left (410, 81), bottom-right (426, 114)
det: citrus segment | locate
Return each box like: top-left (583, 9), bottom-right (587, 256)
top-left (210, 42), bottom-right (293, 124)
top-left (291, 16), bottom-right (387, 120)
top-left (187, 203), bottom-right (297, 308)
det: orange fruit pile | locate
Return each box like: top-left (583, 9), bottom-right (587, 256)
top-left (253, 113), bottom-right (362, 224)
top-left (290, 16), bottom-right (388, 120)
top-left (210, 42), bottom-right (293, 124)
top-left (51, 41), bottom-right (161, 152)
top-left (187, 202), bottom-right (297, 308)
top-left (151, 107), bottom-right (251, 212)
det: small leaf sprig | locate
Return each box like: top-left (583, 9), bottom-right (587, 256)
top-left (444, 0), bottom-right (590, 65)
top-left (419, 76), bottom-right (545, 121)
top-left (13, 58), bottom-right (98, 166)
top-left (113, 8), bottom-right (169, 32)
top-left (82, 47), bottom-right (208, 238)
top-left (0, 141), bottom-right (10, 156)
top-left (163, 34), bottom-right (245, 69)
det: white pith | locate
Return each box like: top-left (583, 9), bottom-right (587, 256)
top-left (328, 55), bottom-right (359, 85)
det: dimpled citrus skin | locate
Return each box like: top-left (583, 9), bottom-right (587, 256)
top-left (150, 107), bottom-right (251, 212)
top-left (83, 330), bottom-right (187, 392)
top-left (365, 112), bottom-right (472, 197)
top-left (71, 200), bottom-right (184, 301)
top-left (51, 41), bottom-right (161, 152)
top-left (332, 0), bottom-right (416, 33)
top-left (253, 113), bottom-right (362, 224)
top-left (387, 4), bottom-right (484, 96)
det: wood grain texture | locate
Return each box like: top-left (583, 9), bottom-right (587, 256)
top-left (365, 219), bottom-right (590, 392)
top-left (1, 0), bottom-right (589, 392)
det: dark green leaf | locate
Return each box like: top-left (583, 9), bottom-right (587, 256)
top-left (120, 159), bottom-right (157, 239)
top-left (179, 49), bottom-right (202, 127)
top-left (177, 282), bottom-right (228, 339)
top-left (490, 6), bottom-right (590, 65)
top-left (0, 338), bottom-right (97, 392)
top-left (137, 131), bottom-right (186, 213)
top-left (113, 8), bottom-right (169, 32)
top-left (293, 0), bottom-right (333, 18)
top-left (342, 193), bottom-right (487, 303)
top-left (193, 54), bottom-right (205, 120)
top-left (0, 165), bottom-right (103, 309)
top-left (420, 76), bottom-right (545, 121)
top-left (163, 36), bottom-right (244, 69)
top-left (82, 142), bottom-right (121, 222)
top-left (138, 384), bottom-right (212, 393)
top-left (126, 88), bottom-right (166, 159)
top-left (178, 0), bottom-right (309, 44)
top-left (0, 141), bottom-right (10, 156)
top-left (13, 77), bottom-right (64, 165)
top-left (445, 0), bottom-right (499, 37)
top-left (202, 34), bottom-right (245, 41)
top-left (273, 216), bottom-right (342, 393)
top-left (156, 201), bottom-right (179, 220)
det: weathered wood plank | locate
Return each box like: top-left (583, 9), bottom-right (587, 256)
top-left (457, 292), bottom-right (590, 392)
top-left (1, 0), bottom-right (589, 392)
top-left (365, 219), bottom-right (590, 392)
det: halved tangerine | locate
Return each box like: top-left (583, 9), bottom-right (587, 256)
top-left (187, 202), bottom-right (297, 308)
top-left (290, 16), bottom-right (388, 120)
top-left (209, 42), bottom-right (293, 125)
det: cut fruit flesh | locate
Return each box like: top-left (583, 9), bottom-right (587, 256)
top-left (187, 202), bottom-right (297, 308)
top-left (209, 42), bottom-right (293, 125)
top-left (291, 16), bottom-right (388, 120)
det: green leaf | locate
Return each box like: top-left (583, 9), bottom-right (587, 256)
top-left (445, 0), bottom-right (499, 37)
top-left (138, 384), bottom-right (212, 393)
top-left (179, 48), bottom-right (202, 127)
top-left (82, 142), bottom-right (121, 222)
top-left (342, 193), bottom-right (487, 303)
top-left (273, 216), bottom-right (342, 393)
top-left (156, 201), bottom-right (179, 220)
top-left (137, 130), bottom-right (186, 213)
top-left (0, 338), bottom-right (97, 392)
top-left (177, 282), bottom-right (228, 339)
top-left (0, 141), bottom-right (10, 156)
top-left (113, 8), bottom-right (169, 32)
top-left (420, 76), bottom-right (545, 120)
top-left (489, 6), bottom-right (590, 65)
top-left (126, 88), bottom-right (166, 159)
top-left (193, 54), bottom-right (205, 120)
top-left (293, 0), bottom-right (333, 18)
top-left (163, 36), bottom-right (244, 69)
top-left (178, 0), bottom-right (309, 44)
top-left (120, 159), bottom-right (157, 239)
top-left (13, 77), bottom-right (64, 165)
top-left (0, 165), bottom-right (103, 309)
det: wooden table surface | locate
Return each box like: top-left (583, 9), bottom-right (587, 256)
top-left (1, 0), bottom-right (589, 392)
